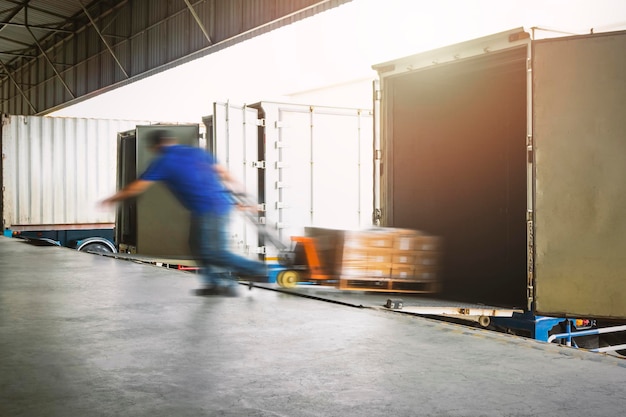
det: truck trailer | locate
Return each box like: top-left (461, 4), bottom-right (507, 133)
top-left (371, 28), bottom-right (626, 349)
top-left (1, 115), bottom-right (148, 252)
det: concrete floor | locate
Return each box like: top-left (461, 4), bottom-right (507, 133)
top-left (1, 236), bottom-right (625, 417)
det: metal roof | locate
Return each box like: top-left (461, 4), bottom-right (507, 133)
top-left (0, 0), bottom-right (351, 115)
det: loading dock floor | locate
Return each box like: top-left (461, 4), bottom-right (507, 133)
top-left (1, 236), bottom-right (624, 417)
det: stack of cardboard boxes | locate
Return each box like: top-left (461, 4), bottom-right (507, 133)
top-left (340, 228), bottom-right (442, 292)
top-left (302, 226), bottom-right (442, 292)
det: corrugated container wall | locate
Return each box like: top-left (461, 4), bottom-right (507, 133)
top-left (1, 115), bottom-right (147, 230)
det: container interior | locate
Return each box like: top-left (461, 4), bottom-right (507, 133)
top-left (384, 47), bottom-right (528, 307)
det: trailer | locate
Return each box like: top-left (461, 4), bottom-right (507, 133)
top-left (371, 28), bottom-right (626, 351)
top-left (1, 115), bottom-right (149, 252)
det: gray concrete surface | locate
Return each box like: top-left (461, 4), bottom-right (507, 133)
top-left (1, 236), bottom-right (625, 417)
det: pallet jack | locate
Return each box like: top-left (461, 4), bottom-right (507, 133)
top-left (233, 193), bottom-right (334, 288)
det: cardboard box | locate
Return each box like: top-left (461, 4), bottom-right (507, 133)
top-left (391, 265), bottom-right (415, 279)
top-left (341, 265), bottom-right (370, 277)
top-left (367, 266), bottom-right (391, 278)
top-left (367, 249), bottom-right (393, 265)
top-left (305, 227), bottom-right (346, 275)
top-left (341, 247), bottom-right (369, 264)
top-left (360, 234), bottom-right (394, 249)
top-left (340, 228), bottom-right (442, 283)
top-left (342, 247), bottom-right (393, 265)
top-left (393, 230), bottom-right (422, 251)
top-left (344, 229), bottom-right (395, 249)
top-left (391, 251), bottom-right (418, 265)
top-left (414, 270), bottom-right (438, 282)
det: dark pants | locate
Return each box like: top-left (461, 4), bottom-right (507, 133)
top-left (189, 211), bottom-right (266, 288)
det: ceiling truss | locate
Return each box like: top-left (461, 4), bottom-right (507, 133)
top-left (0, 0), bottom-right (350, 115)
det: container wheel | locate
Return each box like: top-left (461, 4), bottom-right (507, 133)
top-left (76, 237), bottom-right (116, 254)
top-left (78, 241), bottom-right (115, 254)
top-left (278, 270), bottom-right (299, 288)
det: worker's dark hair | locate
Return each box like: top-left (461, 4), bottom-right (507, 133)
top-left (145, 128), bottom-right (175, 147)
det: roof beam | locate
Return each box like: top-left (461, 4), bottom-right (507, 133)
top-left (184, 0), bottom-right (212, 45)
top-left (0, 59), bottom-right (36, 113)
top-left (24, 6), bottom-right (75, 98)
top-left (0, 21), bottom-right (74, 34)
top-left (77, 0), bottom-right (129, 79)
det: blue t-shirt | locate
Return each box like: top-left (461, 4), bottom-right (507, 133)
top-left (140, 145), bottom-right (232, 215)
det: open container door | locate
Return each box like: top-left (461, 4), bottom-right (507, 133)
top-left (134, 124), bottom-right (199, 258)
top-left (256, 101), bottom-right (374, 245)
top-left (533, 30), bottom-right (626, 319)
top-left (211, 102), bottom-right (262, 259)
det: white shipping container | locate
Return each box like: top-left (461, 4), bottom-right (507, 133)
top-left (2, 115), bottom-right (148, 230)
top-left (208, 101), bottom-right (374, 260)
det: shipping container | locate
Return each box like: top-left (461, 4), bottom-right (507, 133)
top-left (372, 28), bottom-right (626, 320)
top-left (203, 101), bottom-right (374, 264)
top-left (1, 115), bottom-right (148, 251)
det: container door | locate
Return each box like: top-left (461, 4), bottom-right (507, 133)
top-left (134, 124), bottom-right (199, 258)
top-left (259, 102), bottom-right (374, 253)
top-left (533, 31), bottom-right (626, 319)
top-left (115, 130), bottom-right (137, 249)
top-left (211, 102), bottom-right (262, 259)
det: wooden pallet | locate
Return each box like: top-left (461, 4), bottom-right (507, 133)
top-left (338, 277), bottom-right (440, 293)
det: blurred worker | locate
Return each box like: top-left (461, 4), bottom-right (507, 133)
top-left (101, 128), bottom-right (267, 296)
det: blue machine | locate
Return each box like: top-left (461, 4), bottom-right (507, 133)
top-left (491, 311), bottom-right (594, 343)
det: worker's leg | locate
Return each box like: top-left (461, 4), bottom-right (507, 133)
top-left (201, 211), bottom-right (267, 279)
top-left (189, 215), bottom-right (228, 289)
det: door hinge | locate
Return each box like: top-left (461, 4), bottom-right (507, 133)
top-left (373, 208), bottom-right (382, 225)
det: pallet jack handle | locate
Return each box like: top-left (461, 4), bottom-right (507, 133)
top-left (231, 192), bottom-right (293, 256)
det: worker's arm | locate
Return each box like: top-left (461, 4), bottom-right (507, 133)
top-left (100, 179), bottom-right (154, 206)
top-left (213, 163), bottom-right (257, 209)
top-left (213, 163), bottom-right (244, 194)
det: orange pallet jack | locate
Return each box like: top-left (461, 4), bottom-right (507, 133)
top-left (275, 236), bottom-right (337, 288)
top-left (232, 192), bottom-right (335, 289)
